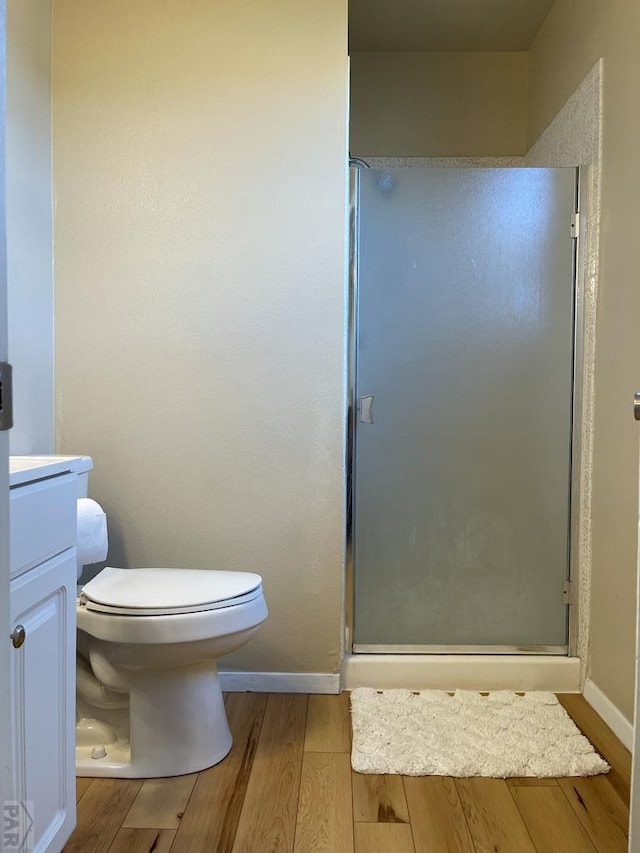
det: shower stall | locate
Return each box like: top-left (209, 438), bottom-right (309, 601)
top-left (345, 164), bottom-right (581, 685)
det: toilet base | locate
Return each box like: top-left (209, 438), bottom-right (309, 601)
top-left (75, 734), bottom-right (232, 778)
top-left (76, 659), bottom-right (233, 778)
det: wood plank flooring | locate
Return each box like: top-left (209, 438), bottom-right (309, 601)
top-left (66, 692), bottom-right (630, 853)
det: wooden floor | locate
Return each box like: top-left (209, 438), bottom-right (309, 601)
top-left (65, 692), bottom-right (630, 853)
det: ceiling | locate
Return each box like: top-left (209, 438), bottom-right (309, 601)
top-left (349, 0), bottom-right (556, 52)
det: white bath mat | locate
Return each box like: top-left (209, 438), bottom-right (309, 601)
top-left (350, 688), bottom-right (610, 778)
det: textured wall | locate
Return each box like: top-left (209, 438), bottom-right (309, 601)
top-left (350, 51), bottom-right (528, 157)
top-left (526, 61), bottom-right (603, 690)
top-left (361, 157), bottom-right (524, 168)
top-left (53, 0), bottom-right (349, 675)
top-left (529, 0), bottom-right (640, 721)
top-left (6, 0), bottom-right (53, 454)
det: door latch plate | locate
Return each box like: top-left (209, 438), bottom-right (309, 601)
top-left (0, 362), bottom-right (13, 431)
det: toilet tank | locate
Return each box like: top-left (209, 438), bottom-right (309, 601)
top-left (72, 456), bottom-right (101, 582)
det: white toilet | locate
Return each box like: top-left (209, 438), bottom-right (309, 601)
top-left (74, 471), bottom-right (268, 778)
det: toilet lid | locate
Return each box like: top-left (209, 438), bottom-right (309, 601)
top-left (79, 567), bottom-right (263, 616)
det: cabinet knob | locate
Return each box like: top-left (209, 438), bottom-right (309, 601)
top-left (11, 625), bottom-right (26, 649)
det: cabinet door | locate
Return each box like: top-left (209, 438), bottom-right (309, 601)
top-left (10, 550), bottom-right (76, 853)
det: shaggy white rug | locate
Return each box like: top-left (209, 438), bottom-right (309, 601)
top-left (350, 688), bottom-right (610, 778)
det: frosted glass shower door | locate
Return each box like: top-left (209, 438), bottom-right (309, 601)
top-left (352, 167), bottom-right (577, 650)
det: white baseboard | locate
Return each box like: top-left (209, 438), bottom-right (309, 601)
top-left (219, 671), bottom-right (340, 694)
top-left (341, 654), bottom-right (581, 693)
top-left (583, 678), bottom-right (633, 751)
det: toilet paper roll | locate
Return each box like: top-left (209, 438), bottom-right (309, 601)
top-left (77, 498), bottom-right (108, 566)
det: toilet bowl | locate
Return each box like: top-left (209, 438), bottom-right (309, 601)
top-left (75, 566), bottom-right (268, 778)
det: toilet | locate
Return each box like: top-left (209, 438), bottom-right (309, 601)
top-left (74, 468), bottom-right (268, 778)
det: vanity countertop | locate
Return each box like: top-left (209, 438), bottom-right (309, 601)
top-left (9, 455), bottom-right (93, 487)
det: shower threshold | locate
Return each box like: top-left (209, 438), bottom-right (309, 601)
top-left (341, 653), bottom-right (580, 693)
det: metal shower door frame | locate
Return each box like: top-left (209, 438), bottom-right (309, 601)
top-left (344, 164), bottom-right (583, 656)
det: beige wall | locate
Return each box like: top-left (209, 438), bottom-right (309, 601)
top-left (53, 0), bottom-right (349, 674)
top-left (350, 51), bottom-right (528, 156)
top-left (529, 0), bottom-right (640, 720)
top-left (7, 0), bottom-right (53, 454)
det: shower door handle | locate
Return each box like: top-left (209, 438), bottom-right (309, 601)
top-left (634, 392), bottom-right (640, 421)
top-left (359, 395), bottom-right (374, 424)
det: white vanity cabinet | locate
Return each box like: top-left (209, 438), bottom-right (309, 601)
top-left (9, 458), bottom-right (82, 853)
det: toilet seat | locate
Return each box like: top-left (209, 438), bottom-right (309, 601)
top-left (79, 566), bottom-right (263, 616)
